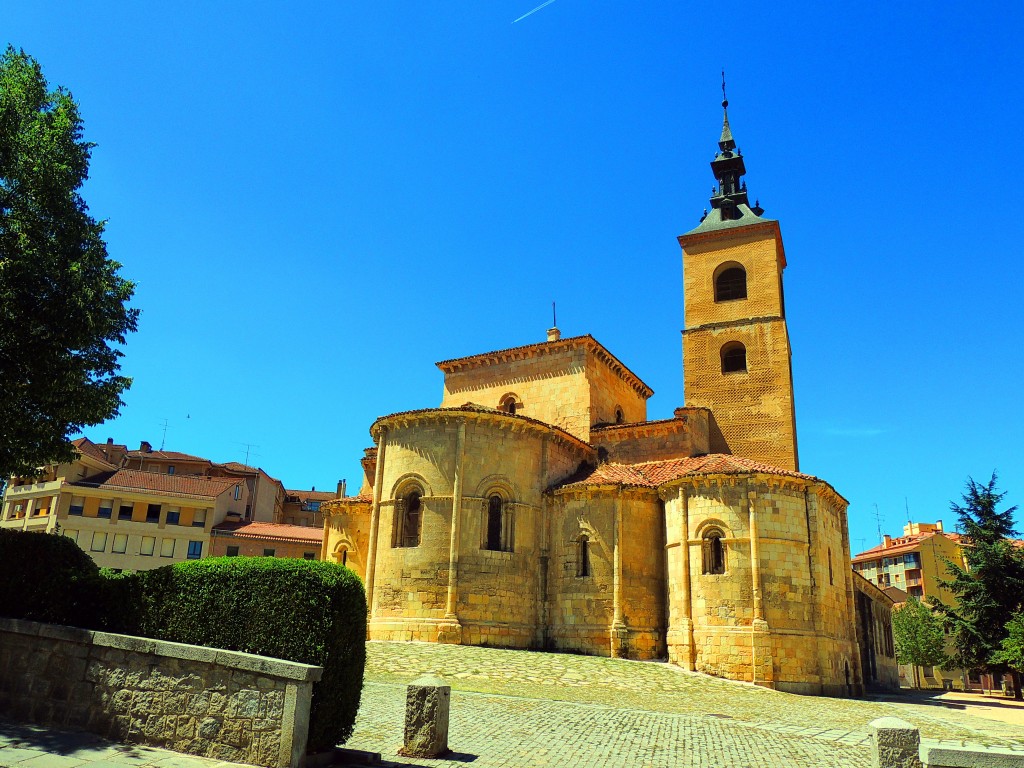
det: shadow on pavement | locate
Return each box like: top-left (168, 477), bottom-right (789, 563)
top-left (0, 718), bottom-right (152, 759)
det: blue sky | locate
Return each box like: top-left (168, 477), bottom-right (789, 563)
top-left (6, 1), bottom-right (1023, 554)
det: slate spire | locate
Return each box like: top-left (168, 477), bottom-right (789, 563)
top-left (708, 74), bottom-right (764, 219)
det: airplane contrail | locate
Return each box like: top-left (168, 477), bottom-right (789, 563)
top-left (513, 0), bottom-right (558, 23)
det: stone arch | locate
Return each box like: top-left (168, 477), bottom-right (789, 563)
top-left (713, 260), bottom-right (747, 302)
top-left (497, 392), bottom-right (523, 415)
top-left (477, 476), bottom-right (517, 552)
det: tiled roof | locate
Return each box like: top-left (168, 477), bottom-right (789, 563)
top-left (216, 461), bottom-right (258, 473)
top-left (69, 469), bottom-right (239, 500)
top-left (557, 453), bottom-right (821, 490)
top-left (72, 438), bottom-right (116, 468)
top-left (211, 521), bottom-right (323, 543)
top-left (852, 532), bottom-right (946, 561)
top-left (285, 489), bottom-right (336, 503)
top-left (124, 450), bottom-right (212, 463)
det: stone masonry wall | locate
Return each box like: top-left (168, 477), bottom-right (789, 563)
top-left (0, 618), bottom-right (322, 768)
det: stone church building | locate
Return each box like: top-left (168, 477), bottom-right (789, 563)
top-left (322, 99), bottom-right (887, 696)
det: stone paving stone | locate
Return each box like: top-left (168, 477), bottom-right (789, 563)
top-left (0, 749), bottom-right (48, 767)
top-left (16, 756), bottom-right (88, 768)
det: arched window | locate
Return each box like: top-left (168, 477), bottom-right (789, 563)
top-left (702, 529), bottom-right (726, 574)
top-left (334, 546), bottom-right (348, 567)
top-left (714, 264), bottom-right (747, 301)
top-left (499, 393), bottom-right (520, 414)
top-left (481, 494), bottom-right (514, 552)
top-left (393, 489), bottom-right (422, 548)
top-left (614, 407), bottom-right (625, 424)
top-left (486, 495), bottom-right (503, 551)
top-left (577, 534), bottom-right (591, 577)
top-left (720, 342), bottom-right (747, 374)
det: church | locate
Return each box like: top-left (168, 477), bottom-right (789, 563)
top-left (322, 97), bottom-right (881, 696)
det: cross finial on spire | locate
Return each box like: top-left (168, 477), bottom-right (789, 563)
top-left (721, 69), bottom-right (728, 108)
top-left (718, 71), bottom-right (735, 151)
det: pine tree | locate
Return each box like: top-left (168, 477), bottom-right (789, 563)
top-left (935, 474), bottom-right (1024, 699)
top-left (892, 596), bottom-right (947, 689)
top-left (0, 46), bottom-right (138, 478)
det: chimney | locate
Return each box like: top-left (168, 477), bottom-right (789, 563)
top-left (936, 520), bottom-right (943, 532)
top-left (883, 534), bottom-right (892, 548)
top-left (337, 479), bottom-right (347, 499)
top-left (106, 437), bottom-right (114, 445)
top-left (547, 327), bottom-right (561, 342)
top-left (140, 440), bottom-right (152, 453)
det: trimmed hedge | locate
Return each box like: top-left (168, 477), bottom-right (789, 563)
top-left (0, 528), bottom-right (101, 627)
top-left (0, 530), bottom-right (366, 751)
top-left (135, 557), bottom-right (366, 751)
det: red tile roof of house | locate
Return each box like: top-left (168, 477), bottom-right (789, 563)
top-left (216, 461), bottom-right (258, 473)
top-left (557, 453), bottom-right (822, 490)
top-left (72, 438), bottom-right (117, 468)
top-left (211, 521), bottom-right (324, 543)
top-left (124, 450), bottom-right (212, 463)
top-left (69, 469), bottom-right (239, 500)
top-left (851, 531), bottom-right (953, 562)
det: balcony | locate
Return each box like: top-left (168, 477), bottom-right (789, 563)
top-left (906, 577), bottom-right (922, 587)
top-left (5, 479), bottom-right (63, 497)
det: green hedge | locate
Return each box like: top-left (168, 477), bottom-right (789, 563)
top-left (135, 557), bottom-right (366, 751)
top-left (0, 530), bottom-right (366, 751)
top-left (0, 528), bottom-right (101, 627)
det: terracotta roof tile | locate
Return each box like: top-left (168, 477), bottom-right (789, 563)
top-left (557, 453), bottom-right (821, 491)
top-left (72, 438), bottom-right (116, 468)
top-left (852, 531), bottom-right (959, 561)
top-left (69, 469), bottom-right (239, 500)
top-left (124, 450), bottom-right (212, 463)
top-left (211, 521), bottom-right (323, 543)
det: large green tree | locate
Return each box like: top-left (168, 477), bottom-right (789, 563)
top-left (0, 46), bottom-right (137, 479)
top-left (935, 474), bottom-right (1024, 699)
top-left (891, 596), bottom-right (947, 689)
top-left (993, 612), bottom-right (1024, 675)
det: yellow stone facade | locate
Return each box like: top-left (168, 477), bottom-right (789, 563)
top-left (321, 101), bottom-right (886, 696)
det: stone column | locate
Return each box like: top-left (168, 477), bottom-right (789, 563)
top-left (868, 717), bottom-right (921, 768)
top-left (537, 435), bottom-right (551, 648)
top-left (748, 487), bottom-right (772, 686)
top-left (363, 426), bottom-right (388, 622)
top-left (439, 421), bottom-right (466, 644)
top-left (610, 489), bottom-right (628, 658)
top-left (678, 485), bottom-right (695, 670)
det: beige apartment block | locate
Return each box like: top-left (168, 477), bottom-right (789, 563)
top-left (321, 99), bottom-right (895, 696)
top-left (2, 438), bottom-right (251, 569)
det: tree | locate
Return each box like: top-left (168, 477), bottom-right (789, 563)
top-left (935, 474), bottom-right (1024, 699)
top-left (0, 46), bottom-right (138, 478)
top-left (892, 596), bottom-right (947, 688)
top-left (993, 612), bottom-right (1024, 675)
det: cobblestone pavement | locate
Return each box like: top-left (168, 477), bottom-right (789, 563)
top-left (344, 641), bottom-right (1024, 767)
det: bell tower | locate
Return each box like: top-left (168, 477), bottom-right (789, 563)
top-left (677, 84), bottom-right (799, 471)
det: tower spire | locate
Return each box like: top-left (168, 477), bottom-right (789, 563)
top-left (703, 75), bottom-right (764, 221)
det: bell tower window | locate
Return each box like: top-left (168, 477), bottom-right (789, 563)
top-left (714, 263), bottom-right (747, 302)
top-left (720, 342), bottom-right (747, 374)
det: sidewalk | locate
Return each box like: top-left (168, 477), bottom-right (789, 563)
top-left (0, 720), bottom-right (246, 768)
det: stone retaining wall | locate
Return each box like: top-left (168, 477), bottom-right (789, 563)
top-left (0, 617), bottom-right (322, 768)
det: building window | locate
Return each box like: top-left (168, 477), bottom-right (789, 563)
top-left (69, 497), bottom-right (84, 516)
top-left (714, 263), bottom-right (747, 301)
top-left (98, 500), bottom-right (113, 519)
top-left (167, 466), bottom-right (175, 475)
top-left (166, 510), bottom-right (180, 525)
top-left (146, 504), bottom-right (161, 524)
top-left (702, 529), bottom-right (726, 574)
top-left (64, 529), bottom-right (78, 543)
top-left (187, 541), bottom-right (202, 560)
top-left (828, 548), bottom-right (834, 585)
top-left (119, 504), bottom-right (133, 521)
top-left (720, 342), bottom-right (747, 374)
top-left (498, 393), bottom-right (520, 415)
top-left (614, 407), bottom-right (625, 424)
top-left (160, 538), bottom-right (175, 558)
top-left (90, 532), bottom-right (108, 552)
top-left (922, 666), bottom-right (934, 678)
top-left (112, 533), bottom-right (128, 554)
top-left (234, 485), bottom-right (242, 501)
top-left (303, 552), bottom-right (316, 560)
top-left (263, 548), bottom-right (276, 557)
top-left (140, 536), bottom-right (155, 556)
top-left (226, 545), bottom-right (239, 557)
top-left (577, 535), bottom-right (591, 577)
top-left (482, 494), bottom-right (514, 552)
top-left (393, 489), bottom-right (423, 548)
top-left (192, 509), bottom-right (207, 528)
top-left (338, 548), bottom-right (348, 566)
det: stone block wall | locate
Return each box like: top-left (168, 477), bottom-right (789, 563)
top-left (0, 618), bottom-right (322, 768)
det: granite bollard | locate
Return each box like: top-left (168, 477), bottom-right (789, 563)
top-left (870, 717), bottom-right (922, 768)
top-left (399, 674), bottom-right (450, 758)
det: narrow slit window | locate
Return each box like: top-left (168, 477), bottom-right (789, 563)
top-left (702, 530), bottom-right (726, 574)
top-left (485, 495), bottom-right (503, 551)
top-left (577, 535), bottom-right (591, 577)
